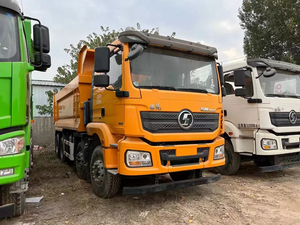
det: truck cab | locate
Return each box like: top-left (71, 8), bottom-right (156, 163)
top-left (54, 29), bottom-right (226, 198)
top-left (0, 0), bottom-right (50, 217)
top-left (219, 58), bottom-right (300, 174)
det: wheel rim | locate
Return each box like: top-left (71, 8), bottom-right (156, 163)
top-left (91, 158), bottom-right (105, 186)
top-left (76, 151), bottom-right (84, 173)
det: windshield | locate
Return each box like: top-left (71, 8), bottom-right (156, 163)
top-left (258, 68), bottom-right (300, 98)
top-left (0, 8), bottom-right (20, 62)
top-left (130, 46), bottom-right (219, 94)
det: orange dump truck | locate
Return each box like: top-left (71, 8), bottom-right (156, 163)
top-left (53, 28), bottom-right (226, 198)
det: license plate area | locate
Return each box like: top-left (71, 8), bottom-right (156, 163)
top-left (160, 147), bottom-right (209, 166)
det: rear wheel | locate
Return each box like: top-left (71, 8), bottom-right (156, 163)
top-left (75, 144), bottom-right (86, 180)
top-left (90, 146), bottom-right (121, 198)
top-left (55, 133), bottom-right (61, 158)
top-left (216, 139), bottom-right (241, 175)
top-left (0, 185), bottom-right (26, 217)
top-left (60, 137), bottom-right (66, 162)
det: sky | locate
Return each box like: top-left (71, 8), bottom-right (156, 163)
top-left (19, 0), bottom-right (245, 81)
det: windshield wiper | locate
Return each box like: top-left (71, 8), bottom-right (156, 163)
top-left (175, 88), bottom-right (208, 93)
top-left (138, 85), bottom-right (177, 91)
top-left (265, 94), bottom-right (288, 98)
top-left (285, 94), bottom-right (300, 99)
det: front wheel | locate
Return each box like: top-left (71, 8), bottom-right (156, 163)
top-left (1, 185), bottom-right (26, 217)
top-left (215, 139), bottom-right (241, 175)
top-left (90, 146), bottom-right (121, 198)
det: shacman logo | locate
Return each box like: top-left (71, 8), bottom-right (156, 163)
top-left (289, 110), bottom-right (297, 124)
top-left (178, 110), bottom-right (193, 130)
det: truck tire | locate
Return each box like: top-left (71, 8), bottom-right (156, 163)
top-left (170, 170), bottom-right (195, 181)
top-left (55, 133), bottom-right (60, 158)
top-left (75, 144), bottom-right (86, 180)
top-left (90, 146), bottom-right (121, 198)
top-left (60, 137), bottom-right (66, 162)
top-left (216, 139), bottom-right (241, 175)
top-left (1, 185), bottom-right (26, 217)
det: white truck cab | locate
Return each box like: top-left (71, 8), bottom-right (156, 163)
top-left (218, 58), bottom-right (300, 174)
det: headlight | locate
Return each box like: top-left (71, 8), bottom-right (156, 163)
top-left (261, 139), bottom-right (277, 150)
top-left (0, 136), bottom-right (25, 156)
top-left (126, 150), bottom-right (152, 167)
top-left (214, 145), bottom-right (225, 160)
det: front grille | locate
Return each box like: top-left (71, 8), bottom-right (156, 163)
top-left (141, 111), bottom-right (219, 133)
top-left (270, 112), bottom-right (300, 127)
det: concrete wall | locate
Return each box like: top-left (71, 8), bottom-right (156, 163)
top-left (32, 117), bottom-right (55, 145)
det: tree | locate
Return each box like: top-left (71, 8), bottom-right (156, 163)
top-left (54, 23), bottom-right (176, 84)
top-left (35, 89), bottom-right (58, 116)
top-left (238, 0), bottom-right (300, 64)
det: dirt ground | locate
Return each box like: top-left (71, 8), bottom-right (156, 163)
top-left (2, 144), bottom-right (300, 225)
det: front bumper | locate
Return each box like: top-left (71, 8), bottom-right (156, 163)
top-left (260, 161), bottom-right (300, 173)
top-left (123, 174), bottom-right (221, 195)
top-left (0, 130), bottom-right (27, 185)
top-left (118, 136), bottom-right (225, 176)
top-left (0, 152), bottom-right (26, 185)
top-left (255, 130), bottom-right (300, 155)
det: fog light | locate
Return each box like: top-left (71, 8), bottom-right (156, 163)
top-left (126, 150), bottom-right (152, 167)
top-left (261, 139), bottom-right (277, 150)
top-left (0, 168), bottom-right (14, 177)
top-left (214, 145), bottom-right (225, 160)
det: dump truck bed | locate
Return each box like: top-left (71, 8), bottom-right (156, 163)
top-left (54, 46), bottom-right (94, 132)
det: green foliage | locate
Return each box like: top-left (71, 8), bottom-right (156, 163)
top-left (54, 23), bottom-right (176, 84)
top-left (35, 89), bottom-right (58, 116)
top-left (238, 0), bottom-right (300, 64)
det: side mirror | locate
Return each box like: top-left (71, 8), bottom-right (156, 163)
top-left (234, 70), bottom-right (247, 86)
top-left (221, 86), bottom-right (226, 97)
top-left (235, 88), bottom-right (246, 97)
top-left (217, 65), bottom-right (224, 85)
top-left (263, 67), bottom-right (276, 78)
top-left (94, 74), bottom-right (110, 87)
top-left (33, 24), bottom-right (50, 53)
top-left (126, 44), bottom-right (144, 61)
top-left (94, 47), bottom-right (110, 73)
top-left (34, 53), bottom-right (51, 71)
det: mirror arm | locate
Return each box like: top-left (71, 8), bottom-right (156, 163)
top-left (255, 71), bottom-right (264, 79)
top-left (23, 16), bottom-right (43, 68)
top-left (105, 87), bottom-right (120, 91)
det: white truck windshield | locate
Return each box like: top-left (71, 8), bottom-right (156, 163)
top-left (258, 68), bottom-right (300, 98)
top-left (130, 46), bottom-right (219, 94)
top-left (0, 8), bottom-right (20, 62)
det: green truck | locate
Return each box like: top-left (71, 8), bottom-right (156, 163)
top-left (0, 0), bottom-right (50, 218)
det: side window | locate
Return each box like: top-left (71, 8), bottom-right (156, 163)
top-left (110, 52), bottom-right (122, 89)
top-left (224, 69), bottom-right (254, 97)
top-left (224, 73), bottom-right (235, 95)
top-left (244, 71), bottom-right (254, 97)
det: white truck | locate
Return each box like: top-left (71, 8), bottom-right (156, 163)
top-left (217, 58), bottom-right (300, 174)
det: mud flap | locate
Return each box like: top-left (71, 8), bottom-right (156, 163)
top-left (0, 203), bottom-right (14, 219)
